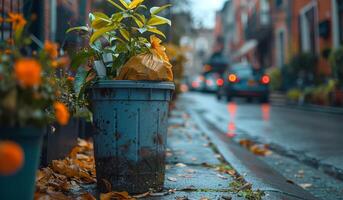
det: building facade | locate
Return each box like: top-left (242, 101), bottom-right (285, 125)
top-left (1, 0), bottom-right (92, 48)
top-left (217, 0), bottom-right (343, 77)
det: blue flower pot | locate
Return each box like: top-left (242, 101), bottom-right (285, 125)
top-left (0, 127), bottom-right (44, 200)
top-left (88, 80), bottom-right (174, 194)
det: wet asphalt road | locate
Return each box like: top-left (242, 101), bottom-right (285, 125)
top-left (182, 92), bottom-right (343, 178)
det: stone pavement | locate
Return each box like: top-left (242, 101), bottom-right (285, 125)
top-left (144, 107), bottom-right (254, 200)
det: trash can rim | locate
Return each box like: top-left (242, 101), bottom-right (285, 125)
top-left (91, 80), bottom-right (175, 90)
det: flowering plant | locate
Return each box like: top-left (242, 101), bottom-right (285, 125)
top-left (0, 13), bottom-right (71, 127)
top-left (68, 0), bottom-right (173, 97)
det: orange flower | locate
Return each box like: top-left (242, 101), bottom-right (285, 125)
top-left (7, 38), bottom-right (14, 45)
top-left (14, 58), bottom-right (42, 87)
top-left (150, 35), bottom-right (169, 62)
top-left (7, 12), bottom-right (27, 31)
top-left (67, 76), bottom-right (75, 82)
top-left (51, 60), bottom-right (59, 68)
top-left (54, 102), bottom-right (70, 126)
top-left (0, 17), bottom-right (3, 23)
top-left (0, 141), bottom-right (24, 176)
top-left (44, 40), bottom-right (59, 59)
top-left (5, 49), bottom-right (11, 54)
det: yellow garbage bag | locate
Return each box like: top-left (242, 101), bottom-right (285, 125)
top-left (117, 52), bottom-right (173, 81)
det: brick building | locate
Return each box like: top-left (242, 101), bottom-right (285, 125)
top-left (1, 0), bottom-right (92, 48)
top-left (216, 0), bottom-right (343, 78)
top-left (270, 0), bottom-right (337, 76)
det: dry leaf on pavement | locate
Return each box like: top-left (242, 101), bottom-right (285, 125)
top-left (299, 183), bottom-right (312, 189)
top-left (100, 191), bottom-right (135, 200)
top-left (168, 177), bottom-right (178, 182)
top-left (175, 163), bottom-right (187, 167)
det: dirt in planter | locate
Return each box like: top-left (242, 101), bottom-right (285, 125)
top-left (95, 153), bottom-right (166, 194)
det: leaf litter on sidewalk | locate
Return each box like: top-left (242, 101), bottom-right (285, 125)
top-left (34, 139), bottom-right (175, 199)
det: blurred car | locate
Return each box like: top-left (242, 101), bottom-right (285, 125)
top-left (203, 73), bottom-right (221, 93)
top-left (189, 75), bottom-right (206, 91)
top-left (216, 63), bottom-right (270, 102)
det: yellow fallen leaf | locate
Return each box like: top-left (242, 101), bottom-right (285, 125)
top-left (100, 191), bottom-right (135, 200)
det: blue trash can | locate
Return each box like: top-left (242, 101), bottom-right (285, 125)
top-left (0, 127), bottom-right (43, 200)
top-left (88, 80), bottom-right (174, 194)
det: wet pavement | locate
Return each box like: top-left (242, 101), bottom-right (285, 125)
top-left (152, 109), bottom-right (241, 200)
top-left (180, 92), bottom-right (343, 199)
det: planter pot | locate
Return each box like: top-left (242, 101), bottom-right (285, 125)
top-left (88, 80), bottom-right (174, 194)
top-left (41, 118), bottom-right (79, 166)
top-left (79, 119), bottom-right (95, 139)
top-left (0, 127), bottom-right (44, 200)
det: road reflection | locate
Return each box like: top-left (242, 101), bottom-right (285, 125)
top-left (261, 103), bottom-right (270, 121)
top-left (226, 102), bottom-right (237, 138)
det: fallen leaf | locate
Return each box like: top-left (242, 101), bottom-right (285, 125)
top-left (299, 183), bottom-right (312, 189)
top-left (150, 191), bottom-right (170, 196)
top-left (217, 174), bottom-right (228, 180)
top-left (168, 177), bottom-right (178, 182)
top-left (100, 191), bottom-right (135, 200)
top-left (76, 193), bottom-right (97, 200)
top-left (175, 163), bottom-right (187, 167)
top-left (133, 192), bottom-right (150, 198)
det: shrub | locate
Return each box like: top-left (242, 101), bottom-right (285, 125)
top-left (267, 67), bottom-right (282, 91)
top-left (329, 47), bottom-right (343, 87)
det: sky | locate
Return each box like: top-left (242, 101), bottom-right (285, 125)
top-left (190, 0), bottom-right (226, 28)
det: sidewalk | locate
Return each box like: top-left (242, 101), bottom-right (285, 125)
top-left (149, 106), bottom-right (263, 200)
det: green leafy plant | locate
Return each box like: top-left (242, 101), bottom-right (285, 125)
top-left (329, 46), bottom-right (343, 87)
top-left (67, 0), bottom-right (172, 92)
top-left (267, 67), bottom-right (282, 91)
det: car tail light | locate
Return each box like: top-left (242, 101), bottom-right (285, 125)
top-left (192, 81), bottom-right (199, 88)
top-left (261, 75), bottom-right (270, 84)
top-left (206, 79), bottom-right (213, 86)
top-left (216, 79), bottom-right (224, 86)
top-left (228, 74), bottom-right (237, 83)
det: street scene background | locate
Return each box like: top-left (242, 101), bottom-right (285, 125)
top-left (1, 0), bottom-right (343, 199)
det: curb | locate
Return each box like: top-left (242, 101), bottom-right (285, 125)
top-left (188, 108), bottom-right (318, 200)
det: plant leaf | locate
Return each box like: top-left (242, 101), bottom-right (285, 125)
top-left (150, 4), bottom-right (172, 15)
top-left (130, 15), bottom-right (144, 28)
top-left (119, 29), bottom-right (130, 41)
top-left (90, 25), bottom-right (117, 44)
top-left (147, 15), bottom-right (171, 26)
top-left (147, 27), bottom-right (166, 38)
top-left (66, 26), bottom-right (89, 33)
top-left (70, 50), bottom-right (95, 70)
top-left (107, 0), bottom-right (125, 11)
top-left (118, 0), bottom-right (129, 9)
top-left (74, 67), bottom-right (89, 96)
top-left (134, 13), bottom-right (146, 24)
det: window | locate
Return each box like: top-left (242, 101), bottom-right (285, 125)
top-left (300, 4), bottom-right (318, 55)
top-left (275, 0), bottom-right (283, 8)
top-left (277, 29), bottom-right (286, 67)
top-left (337, 0), bottom-right (343, 44)
top-left (0, 0), bottom-right (23, 40)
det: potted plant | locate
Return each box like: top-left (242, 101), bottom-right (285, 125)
top-left (68, 0), bottom-right (174, 194)
top-left (329, 47), bottom-right (343, 105)
top-left (40, 58), bottom-right (87, 166)
top-left (0, 14), bottom-right (71, 199)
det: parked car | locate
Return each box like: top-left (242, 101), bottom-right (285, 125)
top-left (189, 75), bottom-right (206, 91)
top-left (203, 73), bottom-right (221, 93)
top-left (216, 63), bottom-right (270, 102)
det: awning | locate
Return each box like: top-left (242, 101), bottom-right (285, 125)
top-left (232, 40), bottom-right (257, 59)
